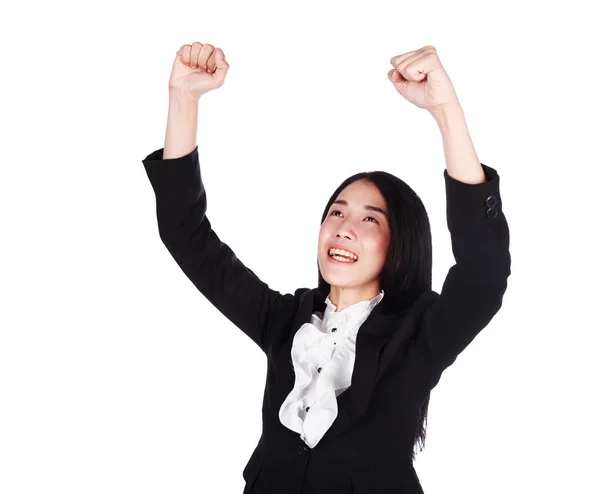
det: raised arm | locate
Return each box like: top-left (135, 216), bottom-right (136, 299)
top-left (415, 103), bottom-right (511, 372)
top-left (141, 42), bottom-right (299, 353)
top-left (416, 162), bottom-right (511, 371)
top-left (386, 47), bottom-right (511, 372)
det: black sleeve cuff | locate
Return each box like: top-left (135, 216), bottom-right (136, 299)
top-left (443, 163), bottom-right (503, 230)
top-left (141, 146), bottom-right (200, 204)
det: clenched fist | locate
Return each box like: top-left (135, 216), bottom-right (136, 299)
top-left (169, 42), bottom-right (229, 100)
top-left (388, 45), bottom-right (460, 113)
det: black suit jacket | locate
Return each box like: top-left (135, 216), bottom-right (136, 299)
top-left (142, 145), bottom-right (511, 494)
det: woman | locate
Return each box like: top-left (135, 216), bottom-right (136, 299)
top-left (142, 42), bottom-right (511, 494)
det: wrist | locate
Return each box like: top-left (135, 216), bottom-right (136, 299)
top-left (168, 87), bottom-right (201, 105)
top-left (429, 102), bottom-right (465, 133)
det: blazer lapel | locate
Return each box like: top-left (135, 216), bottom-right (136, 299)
top-left (349, 302), bottom-right (397, 419)
top-left (349, 289), bottom-right (439, 421)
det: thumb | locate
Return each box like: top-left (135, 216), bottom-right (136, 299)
top-left (388, 68), bottom-right (406, 85)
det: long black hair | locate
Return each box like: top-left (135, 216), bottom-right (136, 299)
top-left (316, 170), bottom-right (433, 459)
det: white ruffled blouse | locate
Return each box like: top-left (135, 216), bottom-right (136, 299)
top-left (278, 289), bottom-right (385, 449)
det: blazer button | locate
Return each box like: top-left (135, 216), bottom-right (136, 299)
top-left (486, 207), bottom-right (499, 219)
top-left (317, 367), bottom-right (322, 373)
top-left (485, 195), bottom-right (498, 208)
top-left (331, 327), bottom-right (337, 332)
top-left (306, 406), bottom-right (310, 412)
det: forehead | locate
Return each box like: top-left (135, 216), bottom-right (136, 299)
top-left (336, 180), bottom-right (385, 205)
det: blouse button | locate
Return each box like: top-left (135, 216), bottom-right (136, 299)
top-left (317, 367), bottom-right (322, 373)
top-left (306, 406), bottom-right (310, 412)
top-left (331, 327), bottom-right (337, 332)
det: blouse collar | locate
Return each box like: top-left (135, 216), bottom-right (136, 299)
top-left (321, 289), bottom-right (385, 329)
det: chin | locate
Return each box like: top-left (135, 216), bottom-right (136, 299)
top-left (320, 267), bottom-right (359, 286)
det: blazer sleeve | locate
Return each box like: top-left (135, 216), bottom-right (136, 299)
top-left (415, 163), bottom-right (511, 371)
top-left (141, 145), bottom-right (298, 354)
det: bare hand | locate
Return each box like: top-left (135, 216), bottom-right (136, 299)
top-left (169, 42), bottom-right (229, 99)
top-left (388, 45), bottom-right (460, 113)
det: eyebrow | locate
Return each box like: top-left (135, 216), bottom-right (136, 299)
top-left (332, 199), bottom-right (388, 220)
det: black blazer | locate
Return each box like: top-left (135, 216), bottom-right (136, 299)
top-left (142, 146), bottom-right (511, 494)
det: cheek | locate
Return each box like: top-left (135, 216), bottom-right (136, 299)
top-left (367, 234), bottom-right (390, 261)
top-left (379, 236), bottom-right (391, 255)
top-left (318, 222), bottom-right (334, 241)
top-left (317, 226), bottom-right (329, 252)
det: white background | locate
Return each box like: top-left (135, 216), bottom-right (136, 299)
top-left (1, 0), bottom-right (598, 493)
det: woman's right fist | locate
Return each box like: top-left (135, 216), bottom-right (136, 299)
top-left (168, 42), bottom-right (229, 99)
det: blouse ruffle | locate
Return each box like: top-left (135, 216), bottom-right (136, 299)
top-left (278, 290), bottom-right (384, 448)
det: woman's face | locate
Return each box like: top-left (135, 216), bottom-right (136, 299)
top-left (318, 179), bottom-right (391, 290)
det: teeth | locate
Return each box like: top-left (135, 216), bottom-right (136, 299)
top-left (328, 248), bottom-right (358, 261)
top-left (331, 255), bottom-right (355, 263)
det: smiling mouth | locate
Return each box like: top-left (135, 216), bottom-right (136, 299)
top-left (328, 252), bottom-right (358, 263)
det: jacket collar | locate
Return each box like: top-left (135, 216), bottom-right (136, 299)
top-left (321, 289), bottom-right (385, 334)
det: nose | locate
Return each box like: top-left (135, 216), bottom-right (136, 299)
top-left (335, 221), bottom-right (356, 240)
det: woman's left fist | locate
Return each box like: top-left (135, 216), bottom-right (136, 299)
top-left (388, 45), bottom-right (460, 113)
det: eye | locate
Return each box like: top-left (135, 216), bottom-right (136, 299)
top-left (329, 210), bottom-right (379, 224)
